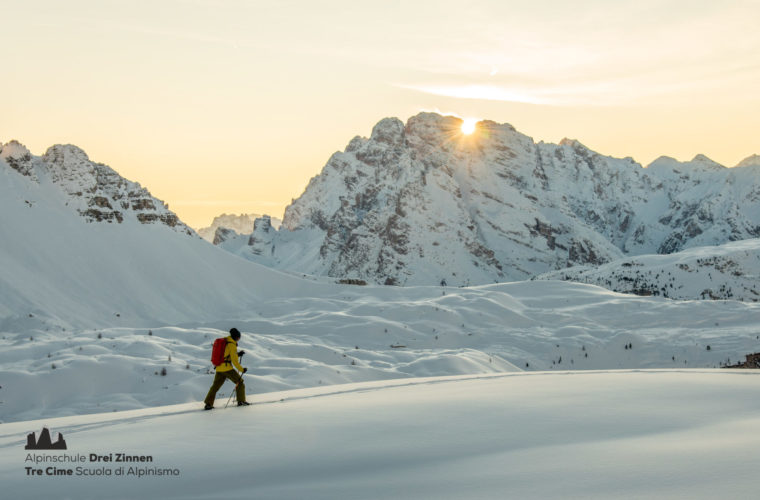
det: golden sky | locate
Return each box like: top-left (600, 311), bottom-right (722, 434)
top-left (3, 0), bottom-right (759, 228)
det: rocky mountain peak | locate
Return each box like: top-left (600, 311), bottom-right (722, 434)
top-left (2, 141), bottom-right (194, 235)
top-left (736, 154), bottom-right (760, 168)
top-left (213, 227), bottom-right (236, 245)
top-left (690, 154), bottom-right (724, 170)
top-left (229, 113), bottom-right (760, 286)
top-left (0, 140), bottom-right (36, 179)
top-left (647, 155), bottom-right (677, 168)
top-left (1, 139), bottom-right (31, 158)
top-left (406, 113), bottom-right (461, 141)
top-left (41, 144), bottom-right (99, 194)
top-left (369, 117), bottom-right (405, 146)
top-left (195, 213), bottom-right (281, 242)
top-left (558, 138), bottom-right (585, 149)
top-left (646, 154), bottom-right (724, 174)
top-left (42, 143), bottom-right (91, 167)
top-left (248, 216), bottom-right (276, 256)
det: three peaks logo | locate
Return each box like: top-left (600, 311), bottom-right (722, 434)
top-left (25, 427), bottom-right (67, 450)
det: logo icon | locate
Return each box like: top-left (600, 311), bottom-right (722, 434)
top-left (25, 427), bottom-right (67, 450)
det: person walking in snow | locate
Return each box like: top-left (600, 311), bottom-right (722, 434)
top-left (204, 328), bottom-right (250, 409)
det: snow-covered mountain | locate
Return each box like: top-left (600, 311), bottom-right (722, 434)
top-left (223, 113), bottom-right (760, 286)
top-left (195, 213), bottom-right (282, 243)
top-left (1, 141), bottom-right (193, 234)
top-left (537, 238), bottom-right (760, 301)
top-left (0, 140), bottom-right (318, 329)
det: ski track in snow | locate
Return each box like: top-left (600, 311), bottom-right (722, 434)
top-left (3, 371), bottom-right (760, 500)
top-left (1, 368), bottom-right (756, 449)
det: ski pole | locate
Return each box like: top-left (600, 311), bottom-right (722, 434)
top-left (224, 352), bottom-right (246, 408)
top-left (225, 369), bottom-right (246, 408)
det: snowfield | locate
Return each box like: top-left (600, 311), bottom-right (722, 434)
top-left (3, 279), bottom-right (760, 423)
top-left (3, 371), bottom-right (760, 500)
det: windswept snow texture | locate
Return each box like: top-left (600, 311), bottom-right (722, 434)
top-left (3, 280), bottom-right (760, 422)
top-left (2, 371), bottom-right (760, 499)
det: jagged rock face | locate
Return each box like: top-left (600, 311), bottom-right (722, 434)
top-left (196, 213), bottom-right (281, 242)
top-left (251, 113), bottom-right (760, 286)
top-left (0, 140), bottom-right (37, 180)
top-left (248, 216), bottom-right (275, 256)
top-left (278, 114), bottom-right (625, 285)
top-left (1, 141), bottom-right (194, 235)
top-left (213, 227), bottom-right (236, 245)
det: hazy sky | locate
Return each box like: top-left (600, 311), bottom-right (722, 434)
top-left (3, 0), bottom-right (759, 227)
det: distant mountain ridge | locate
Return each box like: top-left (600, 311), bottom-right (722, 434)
top-left (195, 213), bottom-right (282, 243)
top-left (5, 117), bottom-right (759, 295)
top-left (216, 113), bottom-right (760, 286)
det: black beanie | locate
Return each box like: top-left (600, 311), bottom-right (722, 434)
top-left (229, 328), bottom-right (241, 340)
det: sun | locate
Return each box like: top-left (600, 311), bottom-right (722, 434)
top-left (461, 118), bottom-right (478, 135)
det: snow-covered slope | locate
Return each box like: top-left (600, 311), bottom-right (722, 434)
top-left (0, 140), bottom-right (321, 329)
top-left (537, 238), bottom-right (760, 301)
top-left (3, 371), bottom-right (760, 500)
top-left (222, 113), bottom-right (760, 286)
top-left (195, 213), bottom-right (282, 243)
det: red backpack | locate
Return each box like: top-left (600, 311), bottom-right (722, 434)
top-left (211, 338), bottom-right (228, 367)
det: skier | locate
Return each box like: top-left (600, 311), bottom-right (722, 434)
top-left (204, 328), bottom-right (250, 409)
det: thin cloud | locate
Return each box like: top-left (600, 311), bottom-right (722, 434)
top-left (398, 84), bottom-right (550, 106)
